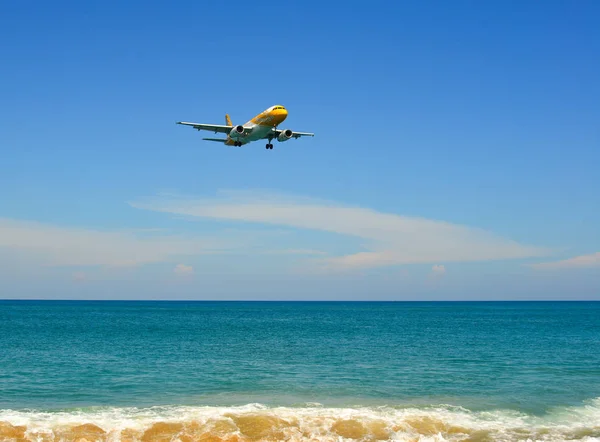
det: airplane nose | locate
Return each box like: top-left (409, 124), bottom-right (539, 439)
top-left (272, 107), bottom-right (288, 123)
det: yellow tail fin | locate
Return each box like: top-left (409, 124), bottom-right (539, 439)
top-left (225, 114), bottom-right (233, 126)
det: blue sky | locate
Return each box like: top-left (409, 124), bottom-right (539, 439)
top-left (1, 0), bottom-right (599, 300)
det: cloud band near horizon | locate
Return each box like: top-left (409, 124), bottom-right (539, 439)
top-left (130, 190), bottom-right (551, 270)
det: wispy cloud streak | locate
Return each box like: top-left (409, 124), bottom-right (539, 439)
top-left (131, 190), bottom-right (549, 270)
top-left (530, 252), bottom-right (600, 270)
top-left (0, 218), bottom-right (228, 267)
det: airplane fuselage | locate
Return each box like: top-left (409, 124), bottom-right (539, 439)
top-left (225, 105), bottom-right (288, 146)
top-left (176, 104), bottom-right (313, 149)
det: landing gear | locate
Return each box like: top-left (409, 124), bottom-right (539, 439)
top-left (265, 143), bottom-right (273, 149)
top-left (234, 141), bottom-right (242, 147)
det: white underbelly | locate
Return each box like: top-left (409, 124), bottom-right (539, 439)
top-left (245, 125), bottom-right (273, 142)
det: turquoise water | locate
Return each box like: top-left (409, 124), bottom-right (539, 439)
top-left (1, 301), bottom-right (599, 441)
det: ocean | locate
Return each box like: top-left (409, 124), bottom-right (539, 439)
top-left (0, 300), bottom-right (599, 441)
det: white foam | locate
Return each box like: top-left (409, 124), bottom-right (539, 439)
top-left (0, 399), bottom-right (599, 441)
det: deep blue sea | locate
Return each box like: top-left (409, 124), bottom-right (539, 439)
top-left (1, 301), bottom-right (599, 441)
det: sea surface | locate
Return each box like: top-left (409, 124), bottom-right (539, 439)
top-left (0, 300), bottom-right (599, 441)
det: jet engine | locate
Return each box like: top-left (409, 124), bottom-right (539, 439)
top-left (229, 125), bottom-right (245, 139)
top-left (277, 129), bottom-right (293, 142)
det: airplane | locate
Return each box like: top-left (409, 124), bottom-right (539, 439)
top-left (176, 105), bottom-right (314, 149)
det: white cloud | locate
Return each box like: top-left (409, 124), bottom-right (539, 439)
top-left (431, 264), bottom-right (446, 276)
top-left (174, 263), bottom-right (194, 275)
top-left (131, 190), bottom-right (549, 271)
top-left (0, 218), bottom-right (230, 268)
top-left (426, 264), bottom-right (446, 285)
top-left (530, 252), bottom-right (600, 270)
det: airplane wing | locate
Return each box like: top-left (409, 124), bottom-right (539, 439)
top-left (176, 121), bottom-right (232, 134)
top-left (264, 129), bottom-right (315, 139)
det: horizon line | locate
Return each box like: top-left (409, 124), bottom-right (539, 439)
top-left (0, 299), bottom-right (597, 302)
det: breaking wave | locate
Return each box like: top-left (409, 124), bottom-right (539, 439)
top-left (1, 399), bottom-right (600, 441)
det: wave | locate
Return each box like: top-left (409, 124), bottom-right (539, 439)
top-left (1, 399), bottom-right (600, 441)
